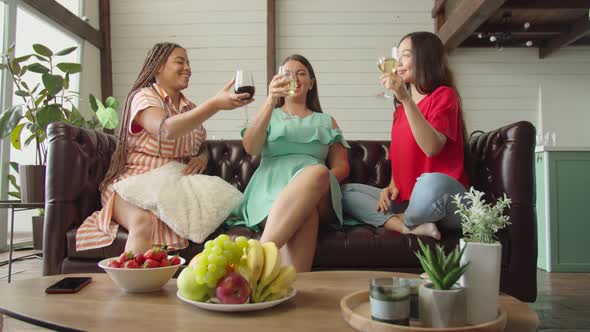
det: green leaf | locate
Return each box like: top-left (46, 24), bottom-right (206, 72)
top-left (7, 174), bottom-right (20, 190)
top-left (8, 191), bottom-right (21, 199)
top-left (9, 161), bottom-right (19, 174)
top-left (27, 63), bottom-right (50, 74)
top-left (0, 105), bottom-right (23, 138)
top-left (7, 43), bottom-right (15, 54)
top-left (56, 62), bottom-right (81, 74)
top-left (33, 44), bottom-right (53, 57)
top-left (96, 106), bottom-right (119, 129)
top-left (63, 72), bottom-right (70, 90)
top-left (21, 81), bottom-right (29, 90)
top-left (14, 54), bottom-right (32, 63)
top-left (42, 74), bottom-right (64, 96)
top-left (89, 94), bottom-right (98, 112)
top-left (105, 96), bottom-right (119, 110)
top-left (14, 90), bottom-right (30, 97)
top-left (30, 83), bottom-right (40, 95)
top-left (55, 46), bottom-right (77, 56)
top-left (0, 63), bottom-right (7, 70)
top-left (24, 134), bottom-right (36, 147)
top-left (69, 105), bottom-right (87, 127)
top-left (33, 54), bottom-right (49, 62)
top-left (36, 104), bottom-right (63, 130)
top-left (20, 65), bottom-right (28, 76)
top-left (11, 58), bottom-right (21, 75)
top-left (10, 123), bottom-right (24, 149)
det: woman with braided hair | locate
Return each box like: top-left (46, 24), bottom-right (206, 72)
top-left (76, 42), bottom-right (252, 254)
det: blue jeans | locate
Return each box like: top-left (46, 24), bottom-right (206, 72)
top-left (341, 173), bottom-right (466, 230)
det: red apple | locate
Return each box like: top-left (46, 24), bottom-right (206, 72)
top-left (215, 272), bottom-right (250, 304)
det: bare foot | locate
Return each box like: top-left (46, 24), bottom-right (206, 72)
top-left (404, 222), bottom-right (441, 240)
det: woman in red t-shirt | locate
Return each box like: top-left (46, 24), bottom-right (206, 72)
top-left (342, 32), bottom-right (468, 240)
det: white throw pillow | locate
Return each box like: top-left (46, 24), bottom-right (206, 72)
top-left (113, 161), bottom-right (243, 243)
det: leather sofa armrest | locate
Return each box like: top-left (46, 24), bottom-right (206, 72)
top-left (467, 120), bottom-right (537, 301)
top-left (43, 123), bottom-right (117, 275)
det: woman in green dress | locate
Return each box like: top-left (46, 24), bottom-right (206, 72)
top-left (238, 54), bottom-right (350, 272)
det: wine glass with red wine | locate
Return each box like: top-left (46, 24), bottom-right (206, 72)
top-left (234, 69), bottom-right (255, 128)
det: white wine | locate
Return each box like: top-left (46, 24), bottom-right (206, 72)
top-left (378, 57), bottom-right (397, 74)
top-left (288, 79), bottom-right (297, 95)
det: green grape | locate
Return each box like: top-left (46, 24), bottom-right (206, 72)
top-left (208, 264), bottom-right (218, 273)
top-left (214, 255), bottom-right (227, 267)
top-left (195, 264), bottom-right (207, 276)
top-left (204, 240), bottom-right (214, 250)
top-left (195, 274), bottom-right (205, 285)
top-left (211, 246), bottom-right (222, 255)
top-left (206, 280), bottom-right (217, 289)
top-left (235, 236), bottom-right (249, 250)
top-left (214, 234), bottom-right (229, 247)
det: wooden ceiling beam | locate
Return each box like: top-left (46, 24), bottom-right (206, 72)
top-left (437, 0), bottom-right (508, 51)
top-left (502, 0), bottom-right (590, 10)
top-left (477, 23), bottom-right (570, 34)
top-left (22, 0), bottom-right (104, 49)
top-left (539, 15), bottom-right (590, 58)
top-left (432, 0), bottom-right (446, 18)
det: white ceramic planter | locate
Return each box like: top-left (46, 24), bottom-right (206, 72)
top-left (418, 283), bottom-right (466, 328)
top-left (459, 239), bottom-right (502, 325)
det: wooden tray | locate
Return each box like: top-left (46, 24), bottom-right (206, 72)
top-left (340, 290), bottom-right (507, 332)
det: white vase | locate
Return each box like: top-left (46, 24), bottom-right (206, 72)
top-left (418, 283), bottom-right (466, 328)
top-left (459, 239), bottom-right (501, 325)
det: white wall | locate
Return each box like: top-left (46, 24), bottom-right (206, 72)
top-left (108, 0), bottom-right (590, 144)
top-left (110, 0), bottom-right (267, 139)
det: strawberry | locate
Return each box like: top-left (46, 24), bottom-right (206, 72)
top-left (144, 245), bottom-right (167, 261)
top-left (124, 260), bottom-right (139, 269)
top-left (169, 256), bottom-right (181, 266)
top-left (159, 259), bottom-right (170, 267)
top-left (143, 259), bottom-right (159, 269)
top-left (108, 260), bottom-right (122, 268)
top-left (118, 251), bottom-right (134, 264)
top-left (134, 253), bottom-right (146, 265)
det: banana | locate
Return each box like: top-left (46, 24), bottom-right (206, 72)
top-left (245, 239), bottom-right (264, 296)
top-left (258, 265), bottom-right (296, 302)
top-left (254, 242), bottom-right (282, 302)
top-left (262, 287), bottom-right (293, 302)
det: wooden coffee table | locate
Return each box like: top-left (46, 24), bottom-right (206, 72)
top-left (0, 271), bottom-right (538, 331)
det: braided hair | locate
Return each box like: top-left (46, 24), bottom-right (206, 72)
top-left (100, 42), bottom-right (182, 191)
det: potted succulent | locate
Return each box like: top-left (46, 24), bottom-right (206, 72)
top-left (415, 239), bottom-right (469, 328)
top-left (0, 43), bottom-right (119, 203)
top-left (452, 187), bottom-right (511, 325)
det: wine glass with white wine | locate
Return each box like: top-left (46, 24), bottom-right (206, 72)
top-left (377, 46), bottom-right (398, 99)
top-left (279, 65), bottom-right (297, 120)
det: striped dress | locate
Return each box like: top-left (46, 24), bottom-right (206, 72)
top-left (76, 83), bottom-right (206, 251)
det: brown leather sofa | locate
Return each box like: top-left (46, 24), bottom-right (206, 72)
top-left (43, 121), bottom-right (537, 302)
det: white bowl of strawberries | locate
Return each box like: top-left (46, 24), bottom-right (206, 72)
top-left (98, 246), bottom-right (185, 293)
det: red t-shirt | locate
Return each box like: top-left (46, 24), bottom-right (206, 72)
top-left (389, 86), bottom-right (468, 202)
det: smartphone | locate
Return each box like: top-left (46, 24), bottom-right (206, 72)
top-left (45, 277), bottom-right (92, 294)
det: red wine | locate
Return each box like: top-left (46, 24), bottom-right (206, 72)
top-left (235, 86), bottom-right (255, 100)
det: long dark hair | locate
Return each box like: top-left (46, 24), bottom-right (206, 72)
top-left (100, 42), bottom-right (181, 191)
top-left (275, 54), bottom-right (323, 113)
top-left (395, 31), bottom-right (468, 146)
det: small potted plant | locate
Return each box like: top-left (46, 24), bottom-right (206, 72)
top-left (452, 187), bottom-right (511, 325)
top-left (415, 239), bottom-right (469, 328)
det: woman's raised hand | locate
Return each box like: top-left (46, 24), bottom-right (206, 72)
top-left (267, 74), bottom-right (290, 104)
top-left (214, 79), bottom-right (254, 110)
top-left (380, 72), bottom-right (411, 103)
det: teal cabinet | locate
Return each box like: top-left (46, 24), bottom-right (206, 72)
top-left (535, 149), bottom-right (590, 272)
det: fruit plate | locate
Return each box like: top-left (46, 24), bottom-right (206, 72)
top-left (340, 289), bottom-right (507, 331)
top-left (176, 288), bottom-right (297, 312)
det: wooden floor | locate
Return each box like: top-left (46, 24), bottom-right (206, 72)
top-left (1, 248), bottom-right (589, 331)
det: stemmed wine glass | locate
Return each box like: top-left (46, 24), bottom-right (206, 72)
top-left (234, 69), bottom-right (255, 128)
top-left (278, 65), bottom-right (297, 120)
top-left (377, 46), bottom-right (399, 99)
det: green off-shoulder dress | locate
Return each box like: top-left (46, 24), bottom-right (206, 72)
top-left (228, 108), bottom-right (350, 230)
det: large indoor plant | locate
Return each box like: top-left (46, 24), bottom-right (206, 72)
top-left (452, 187), bottom-right (511, 325)
top-left (0, 43), bottom-right (119, 202)
top-left (415, 239), bottom-right (469, 328)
